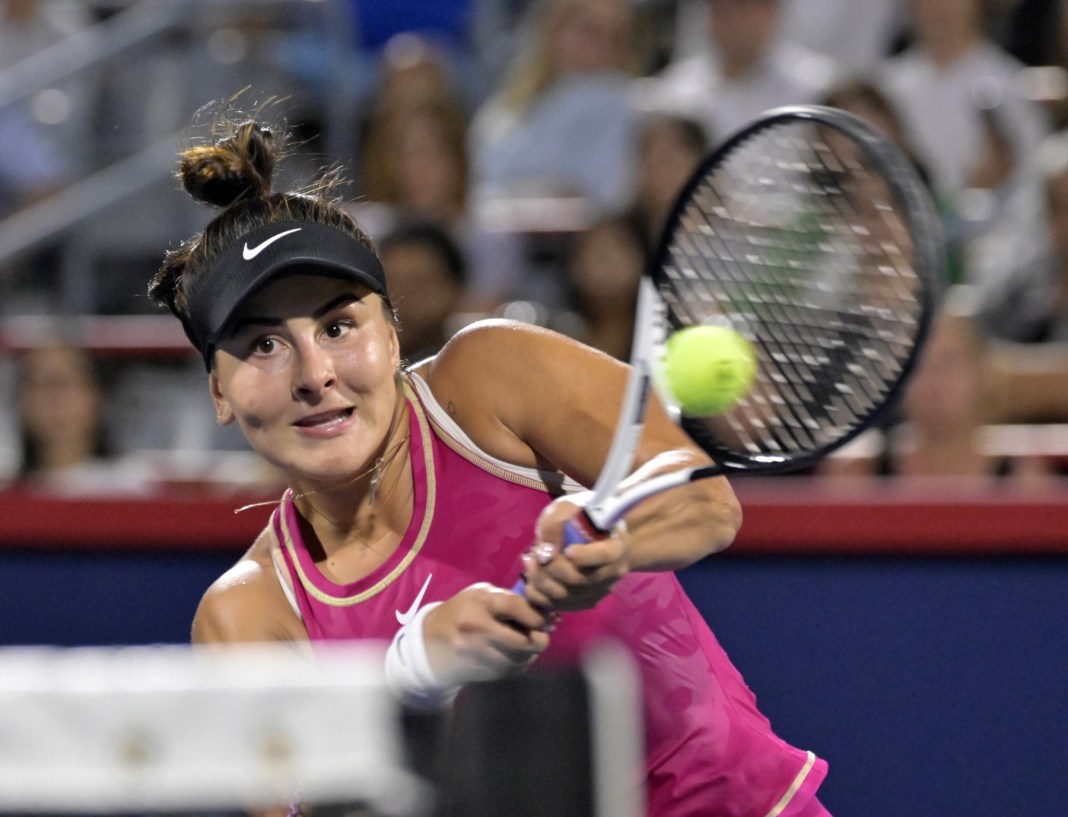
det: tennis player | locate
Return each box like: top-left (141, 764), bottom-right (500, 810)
top-left (150, 115), bottom-right (832, 817)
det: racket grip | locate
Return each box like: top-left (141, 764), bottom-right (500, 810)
top-left (511, 511), bottom-right (606, 595)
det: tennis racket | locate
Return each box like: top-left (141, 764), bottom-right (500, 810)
top-left (518, 103), bottom-right (943, 572)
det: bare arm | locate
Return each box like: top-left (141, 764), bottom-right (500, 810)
top-left (420, 320), bottom-right (742, 607)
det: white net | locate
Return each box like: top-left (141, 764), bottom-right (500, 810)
top-left (0, 642), bottom-right (643, 817)
top-left (0, 643), bottom-right (427, 817)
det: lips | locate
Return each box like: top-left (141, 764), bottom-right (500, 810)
top-left (293, 407), bottom-right (354, 428)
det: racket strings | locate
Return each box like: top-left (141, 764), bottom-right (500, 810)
top-left (659, 120), bottom-right (926, 461)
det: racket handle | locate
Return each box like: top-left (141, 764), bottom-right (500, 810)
top-left (511, 511), bottom-right (608, 595)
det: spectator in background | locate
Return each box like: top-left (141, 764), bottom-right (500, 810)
top-left (821, 286), bottom-right (1055, 484)
top-left (468, 0), bottom-right (647, 213)
top-left (352, 32), bottom-right (467, 163)
top-left (10, 341), bottom-right (153, 495)
top-left (638, 0), bottom-right (841, 144)
top-left (563, 213), bottom-right (645, 360)
top-left (0, 0), bottom-right (89, 217)
top-left (818, 77), bottom-right (964, 283)
top-left (778, 0), bottom-right (905, 77)
top-left (378, 220), bottom-right (469, 363)
top-left (275, 0), bottom-right (487, 129)
top-left (0, 108), bottom-right (74, 218)
top-left (671, 0), bottom-right (905, 80)
top-left (878, 0), bottom-right (1050, 210)
top-left (352, 73), bottom-right (527, 311)
top-left (358, 97), bottom-right (470, 227)
top-left (951, 97), bottom-right (1048, 295)
top-left (976, 130), bottom-right (1068, 344)
top-left (820, 77), bottom-right (932, 185)
top-left (625, 112), bottom-right (709, 258)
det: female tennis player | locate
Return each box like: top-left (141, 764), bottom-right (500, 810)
top-left (150, 115), bottom-right (832, 817)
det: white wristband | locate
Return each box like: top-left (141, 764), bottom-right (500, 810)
top-left (384, 601), bottom-right (458, 710)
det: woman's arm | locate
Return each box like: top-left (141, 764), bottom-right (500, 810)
top-left (421, 319), bottom-right (743, 604)
top-left (521, 446), bottom-right (740, 612)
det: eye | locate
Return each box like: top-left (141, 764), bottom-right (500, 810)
top-left (323, 319), bottom-right (352, 340)
top-left (253, 336), bottom-right (278, 355)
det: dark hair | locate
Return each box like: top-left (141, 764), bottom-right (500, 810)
top-left (148, 114), bottom-right (387, 342)
top-left (819, 76), bottom-right (933, 189)
top-left (377, 219), bottom-right (467, 286)
top-left (639, 112), bottom-right (710, 157)
top-left (820, 77), bottom-right (904, 133)
top-left (360, 98), bottom-right (470, 210)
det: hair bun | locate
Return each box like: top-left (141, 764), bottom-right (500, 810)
top-left (178, 120), bottom-right (277, 208)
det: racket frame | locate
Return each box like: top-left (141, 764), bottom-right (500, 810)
top-left (653, 103), bottom-right (942, 474)
top-left (583, 105), bottom-right (943, 532)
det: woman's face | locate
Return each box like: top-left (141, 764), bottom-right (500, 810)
top-left (209, 276), bottom-right (401, 491)
top-left (638, 121), bottom-right (704, 218)
top-left (707, 0), bottom-right (779, 73)
top-left (571, 221), bottom-right (643, 311)
top-left (394, 112), bottom-right (464, 217)
top-left (908, 0), bottom-right (979, 41)
top-left (552, 0), bottom-right (633, 75)
top-left (19, 344), bottom-right (102, 452)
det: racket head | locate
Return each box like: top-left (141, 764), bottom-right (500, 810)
top-left (649, 104), bottom-right (944, 474)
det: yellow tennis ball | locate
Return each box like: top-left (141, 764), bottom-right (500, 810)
top-left (661, 325), bottom-right (757, 416)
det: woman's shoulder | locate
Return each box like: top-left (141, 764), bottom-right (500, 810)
top-left (418, 318), bottom-right (608, 380)
top-left (191, 529), bottom-right (305, 645)
top-left (411, 318), bottom-right (623, 465)
top-left (413, 318), bottom-right (550, 399)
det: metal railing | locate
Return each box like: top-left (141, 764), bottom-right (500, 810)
top-left (0, 0), bottom-right (358, 312)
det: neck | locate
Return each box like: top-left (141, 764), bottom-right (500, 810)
top-left (294, 392), bottom-right (413, 555)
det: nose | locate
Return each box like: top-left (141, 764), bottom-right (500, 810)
top-left (291, 338), bottom-right (337, 397)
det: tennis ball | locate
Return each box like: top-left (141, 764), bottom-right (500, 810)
top-left (661, 325), bottom-right (757, 416)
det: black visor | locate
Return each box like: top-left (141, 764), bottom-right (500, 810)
top-left (184, 221), bottom-right (388, 369)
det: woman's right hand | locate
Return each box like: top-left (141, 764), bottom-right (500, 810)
top-left (422, 582), bottom-right (553, 687)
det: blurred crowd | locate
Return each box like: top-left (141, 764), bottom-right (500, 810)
top-left (3, 0), bottom-right (1068, 494)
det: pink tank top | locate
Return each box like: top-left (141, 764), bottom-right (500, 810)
top-left (271, 375), bottom-right (827, 817)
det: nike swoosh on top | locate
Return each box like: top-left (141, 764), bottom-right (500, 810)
top-left (396, 573), bottom-right (433, 626)
top-left (242, 227), bottom-right (302, 260)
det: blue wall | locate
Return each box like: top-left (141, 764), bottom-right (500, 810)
top-left (0, 548), bottom-right (235, 646)
top-left (679, 556), bottom-right (1068, 817)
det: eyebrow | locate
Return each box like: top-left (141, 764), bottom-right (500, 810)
top-left (227, 292), bottom-right (364, 338)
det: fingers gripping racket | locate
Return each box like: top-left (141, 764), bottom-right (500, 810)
top-left (519, 104), bottom-right (943, 583)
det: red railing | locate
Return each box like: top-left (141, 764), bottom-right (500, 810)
top-left (2, 477), bottom-right (1067, 555)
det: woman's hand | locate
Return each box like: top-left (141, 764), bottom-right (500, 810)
top-left (422, 583), bottom-right (553, 687)
top-left (520, 494), bottom-right (630, 612)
